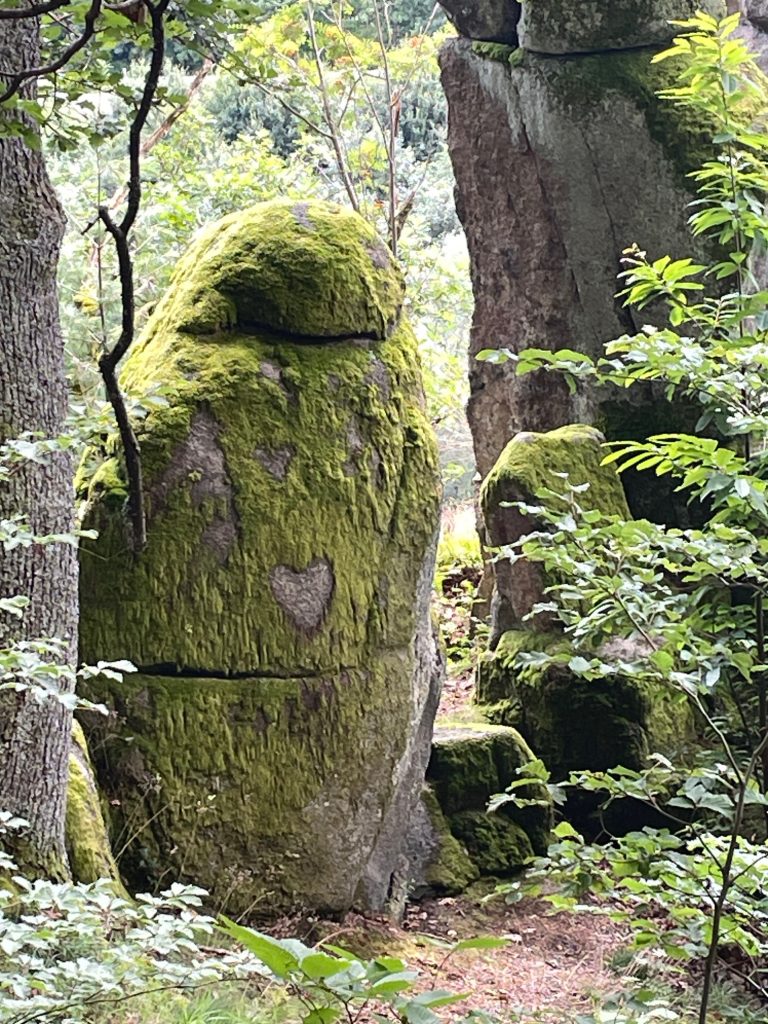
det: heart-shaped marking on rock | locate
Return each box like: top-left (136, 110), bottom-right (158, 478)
top-left (269, 558), bottom-right (335, 634)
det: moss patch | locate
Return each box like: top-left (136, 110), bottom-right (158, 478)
top-left (480, 424), bottom-right (629, 528)
top-left (470, 41), bottom-right (516, 63)
top-left (83, 663), bottom-right (419, 917)
top-left (478, 629), bottom-right (694, 780)
top-left (66, 722), bottom-right (121, 885)
top-left (511, 47), bottom-right (715, 189)
top-left (421, 788), bottom-right (479, 893)
top-left (152, 200), bottom-right (404, 339)
top-left (449, 811), bottom-right (533, 875)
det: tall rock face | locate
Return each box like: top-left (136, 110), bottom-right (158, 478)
top-left (78, 200), bottom-right (442, 918)
top-left (438, 0), bottom-right (726, 518)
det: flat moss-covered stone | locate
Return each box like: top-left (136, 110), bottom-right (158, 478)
top-left (480, 425), bottom-right (629, 637)
top-left (519, 0), bottom-right (725, 55)
top-left (153, 200), bottom-right (404, 339)
top-left (477, 629), bottom-right (694, 779)
top-left (65, 723), bottom-right (120, 884)
top-left (78, 201), bottom-right (442, 917)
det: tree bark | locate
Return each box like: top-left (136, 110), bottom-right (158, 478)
top-left (0, 14), bottom-right (76, 877)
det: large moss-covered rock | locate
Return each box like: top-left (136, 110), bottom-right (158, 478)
top-left (480, 425), bottom-right (629, 640)
top-left (519, 0), bottom-right (725, 55)
top-left (478, 630), bottom-right (694, 780)
top-left (78, 200), bottom-right (442, 917)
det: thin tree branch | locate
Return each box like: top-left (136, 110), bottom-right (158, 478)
top-left (306, 1), bottom-right (359, 212)
top-left (0, 0), bottom-right (70, 20)
top-left (98, 0), bottom-right (169, 553)
top-left (0, 0), bottom-right (102, 102)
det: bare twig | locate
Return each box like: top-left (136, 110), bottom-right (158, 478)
top-left (306, 1), bottom-right (360, 212)
top-left (98, 0), bottom-right (170, 553)
top-left (0, 0), bottom-right (102, 102)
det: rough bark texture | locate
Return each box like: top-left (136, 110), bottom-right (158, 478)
top-left (0, 17), bottom-right (75, 877)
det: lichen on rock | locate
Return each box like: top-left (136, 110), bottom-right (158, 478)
top-left (78, 199), bottom-right (442, 917)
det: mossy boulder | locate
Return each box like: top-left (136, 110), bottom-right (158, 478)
top-left (418, 722), bottom-right (553, 887)
top-left (78, 200), bottom-right (442, 917)
top-left (518, 1), bottom-right (725, 55)
top-left (480, 425), bottom-right (629, 639)
top-left (65, 723), bottom-right (120, 884)
top-left (477, 629), bottom-right (695, 780)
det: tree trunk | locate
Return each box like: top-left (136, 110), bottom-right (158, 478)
top-left (0, 15), bottom-right (76, 878)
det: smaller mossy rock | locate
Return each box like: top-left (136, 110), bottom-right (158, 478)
top-left (440, 0), bottom-right (521, 43)
top-left (480, 425), bottom-right (629, 638)
top-left (477, 629), bottom-right (695, 780)
top-left (426, 722), bottom-right (552, 872)
top-left (419, 788), bottom-right (480, 894)
top-left (449, 810), bottom-right (533, 874)
top-left (152, 200), bottom-right (405, 340)
top-left (518, 0), bottom-right (725, 55)
top-left (66, 723), bottom-right (120, 885)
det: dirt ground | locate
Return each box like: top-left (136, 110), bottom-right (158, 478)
top-left (295, 893), bottom-right (628, 1023)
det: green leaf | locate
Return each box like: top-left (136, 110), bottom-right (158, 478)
top-left (219, 918), bottom-right (300, 977)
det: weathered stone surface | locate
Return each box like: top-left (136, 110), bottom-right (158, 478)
top-left (439, 0), bottom-right (520, 43)
top-left (743, 0), bottom-right (768, 28)
top-left (477, 630), bottom-right (694, 781)
top-left (439, 38), bottom-right (713, 515)
top-left (480, 425), bottom-right (629, 640)
top-left (519, 1), bottom-right (725, 55)
top-left (78, 200), bottom-right (442, 917)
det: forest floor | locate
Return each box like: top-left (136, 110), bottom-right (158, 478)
top-left (294, 894), bottom-right (630, 1023)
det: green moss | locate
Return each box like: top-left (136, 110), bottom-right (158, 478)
top-left (83, 663), bottom-right (417, 917)
top-left (512, 48), bottom-right (715, 188)
top-left (448, 811), bottom-right (533, 875)
top-left (421, 788), bottom-right (479, 893)
top-left (478, 629), bottom-right (695, 779)
top-left (427, 722), bottom-right (552, 863)
top-left (148, 200), bottom-right (404, 340)
top-left (480, 423), bottom-right (629, 526)
top-left (78, 246), bottom-right (439, 677)
top-left (65, 723), bottom-right (121, 885)
top-left (471, 41), bottom-right (516, 63)
top-left (77, 200), bottom-right (441, 916)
